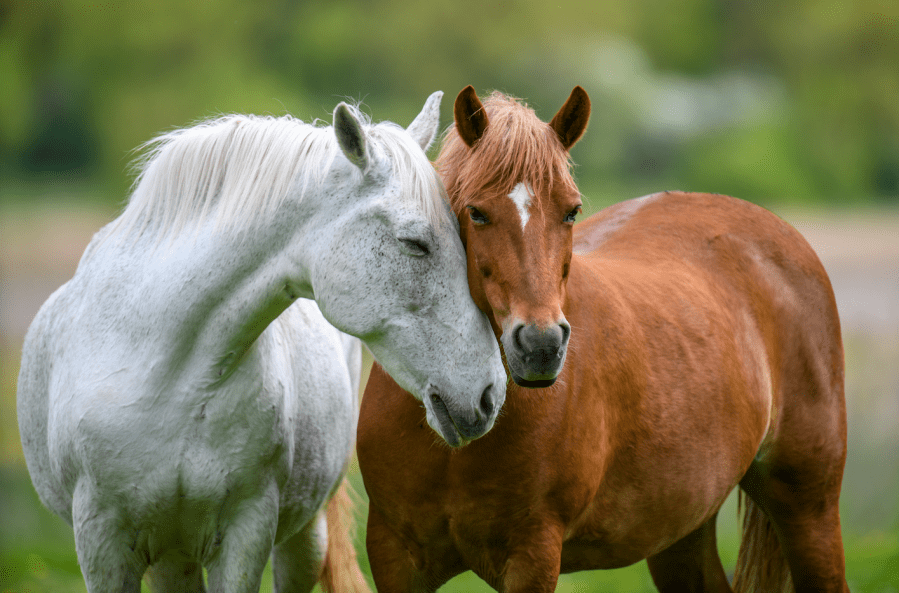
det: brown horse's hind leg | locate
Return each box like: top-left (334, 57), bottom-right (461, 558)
top-left (738, 459), bottom-right (849, 593)
top-left (736, 321), bottom-right (848, 591)
top-left (498, 522), bottom-right (565, 593)
top-left (646, 511), bottom-right (732, 592)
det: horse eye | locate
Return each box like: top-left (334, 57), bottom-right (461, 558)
top-left (399, 238), bottom-right (430, 257)
top-left (467, 206), bottom-right (490, 225)
top-left (564, 206), bottom-right (582, 223)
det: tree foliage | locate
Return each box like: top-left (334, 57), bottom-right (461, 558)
top-left (1, 0), bottom-right (897, 204)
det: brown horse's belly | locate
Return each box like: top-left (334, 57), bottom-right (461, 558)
top-left (557, 442), bottom-right (745, 573)
top-left (559, 499), bottom-right (720, 572)
top-left (560, 538), bottom-right (647, 571)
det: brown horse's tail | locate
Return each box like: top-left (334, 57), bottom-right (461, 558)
top-left (732, 491), bottom-right (793, 593)
top-left (319, 477), bottom-right (372, 593)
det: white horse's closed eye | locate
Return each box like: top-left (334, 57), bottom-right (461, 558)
top-left (16, 93), bottom-right (506, 593)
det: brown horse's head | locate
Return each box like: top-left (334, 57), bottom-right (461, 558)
top-left (438, 86), bottom-right (590, 387)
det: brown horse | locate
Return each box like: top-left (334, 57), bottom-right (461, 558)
top-left (357, 86), bottom-right (849, 592)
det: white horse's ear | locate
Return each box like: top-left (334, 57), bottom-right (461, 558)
top-left (406, 91), bottom-right (443, 152)
top-left (334, 103), bottom-right (368, 170)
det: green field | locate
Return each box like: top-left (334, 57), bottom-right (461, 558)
top-left (2, 203), bottom-right (898, 592)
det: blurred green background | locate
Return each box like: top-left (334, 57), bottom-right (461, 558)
top-left (1, 1), bottom-right (898, 591)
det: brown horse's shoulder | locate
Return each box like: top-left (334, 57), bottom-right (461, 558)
top-left (573, 193), bottom-right (666, 254)
top-left (357, 364), bottom-right (454, 505)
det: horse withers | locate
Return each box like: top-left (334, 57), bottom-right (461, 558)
top-left (358, 87), bottom-right (849, 592)
top-left (17, 93), bottom-right (506, 593)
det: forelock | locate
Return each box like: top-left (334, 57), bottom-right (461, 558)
top-left (436, 91), bottom-right (579, 214)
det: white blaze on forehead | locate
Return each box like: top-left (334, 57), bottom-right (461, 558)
top-left (507, 183), bottom-right (533, 231)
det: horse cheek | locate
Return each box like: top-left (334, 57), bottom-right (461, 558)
top-left (466, 250), bottom-right (494, 321)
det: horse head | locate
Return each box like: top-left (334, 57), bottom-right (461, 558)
top-left (313, 93), bottom-right (506, 445)
top-left (439, 86), bottom-right (590, 387)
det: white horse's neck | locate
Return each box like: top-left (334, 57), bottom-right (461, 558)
top-left (69, 101), bottom-right (482, 408)
top-left (70, 112), bottom-right (388, 391)
top-left (81, 184), bottom-right (349, 390)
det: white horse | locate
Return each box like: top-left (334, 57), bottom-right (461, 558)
top-left (16, 92), bottom-right (506, 593)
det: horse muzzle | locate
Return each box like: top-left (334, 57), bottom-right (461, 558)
top-left (423, 383), bottom-right (500, 447)
top-left (502, 319), bottom-right (570, 388)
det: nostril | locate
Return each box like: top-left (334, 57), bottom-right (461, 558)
top-left (479, 383), bottom-right (495, 417)
top-left (512, 324), bottom-right (525, 352)
top-left (559, 322), bottom-right (571, 344)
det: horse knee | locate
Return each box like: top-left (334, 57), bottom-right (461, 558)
top-left (72, 485), bottom-right (145, 593)
top-left (272, 511), bottom-right (328, 592)
top-left (205, 488), bottom-right (279, 593)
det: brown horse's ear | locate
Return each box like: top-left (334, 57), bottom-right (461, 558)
top-left (549, 86), bottom-right (591, 151)
top-left (454, 85), bottom-right (489, 147)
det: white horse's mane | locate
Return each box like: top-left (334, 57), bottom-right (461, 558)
top-left (111, 107), bottom-right (444, 240)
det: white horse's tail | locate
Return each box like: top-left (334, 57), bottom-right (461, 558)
top-left (319, 477), bottom-right (372, 593)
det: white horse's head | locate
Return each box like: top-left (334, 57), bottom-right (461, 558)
top-left (105, 93), bottom-right (505, 446)
top-left (308, 93), bottom-right (506, 446)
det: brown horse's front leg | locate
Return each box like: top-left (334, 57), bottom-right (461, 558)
top-left (366, 507), bottom-right (465, 593)
top-left (499, 522), bottom-right (565, 593)
top-left (366, 507), bottom-right (430, 593)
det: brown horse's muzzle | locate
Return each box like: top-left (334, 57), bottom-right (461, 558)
top-left (502, 318), bottom-right (571, 387)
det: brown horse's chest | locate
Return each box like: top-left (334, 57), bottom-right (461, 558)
top-left (397, 381), bottom-right (754, 574)
top-left (396, 443), bottom-right (727, 577)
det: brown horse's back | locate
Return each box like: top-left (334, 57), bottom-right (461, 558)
top-left (575, 191), bottom-right (845, 448)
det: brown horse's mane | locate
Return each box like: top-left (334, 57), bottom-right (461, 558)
top-left (436, 91), bottom-right (579, 215)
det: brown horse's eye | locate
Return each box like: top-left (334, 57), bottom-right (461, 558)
top-left (467, 206), bottom-right (490, 225)
top-left (564, 206), bottom-right (582, 223)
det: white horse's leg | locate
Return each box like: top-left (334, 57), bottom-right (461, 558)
top-left (272, 510), bottom-right (327, 593)
top-left (145, 559), bottom-right (206, 593)
top-left (205, 489), bottom-right (279, 593)
top-left (72, 483), bottom-right (146, 593)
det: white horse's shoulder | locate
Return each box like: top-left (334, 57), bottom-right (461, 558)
top-left (18, 279), bottom-right (74, 426)
top-left (18, 280), bottom-right (75, 520)
top-left (241, 300), bottom-right (360, 522)
top-left (265, 299), bottom-right (360, 412)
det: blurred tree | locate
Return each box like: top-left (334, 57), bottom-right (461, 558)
top-left (0, 0), bottom-right (896, 204)
top-left (20, 70), bottom-right (98, 175)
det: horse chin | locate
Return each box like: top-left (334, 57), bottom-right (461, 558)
top-left (511, 373), bottom-right (558, 388)
top-left (430, 421), bottom-right (471, 448)
top-left (424, 394), bottom-right (470, 448)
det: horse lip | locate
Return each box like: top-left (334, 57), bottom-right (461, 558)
top-left (426, 391), bottom-right (468, 447)
top-left (511, 373), bottom-right (557, 388)
top-left (506, 351), bottom-right (565, 388)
